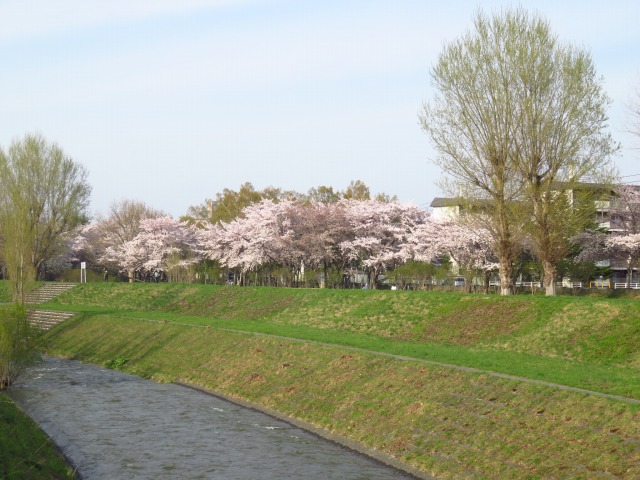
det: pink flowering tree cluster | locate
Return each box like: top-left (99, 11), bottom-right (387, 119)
top-left (403, 218), bottom-right (497, 292)
top-left (434, 221), bottom-right (497, 292)
top-left (276, 201), bottom-right (352, 286)
top-left (73, 197), bottom-right (503, 289)
top-left (338, 200), bottom-right (428, 288)
top-left (198, 199), bottom-right (444, 288)
top-left (196, 198), bottom-right (502, 289)
top-left (72, 206), bottom-right (200, 282)
top-left (197, 200), bottom-right (291, 285)
top-left (102, 216), bottom-right (200, 282)
top-left (70, 222), bottom-right (104, 268)
top-left (198, 199), bottom-right (353, 286)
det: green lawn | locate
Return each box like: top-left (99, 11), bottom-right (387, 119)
top-left (19, 281), bottom-right (640, 479)
top-left (42, 282), bottom-right (640, 399)
top-left (39, 313), bottom-right (640, 480)
top-left (0, 393), bottom-right (76, 479)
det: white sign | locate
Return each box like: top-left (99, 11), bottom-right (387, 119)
top-left (80, 262), bottom-right (87, 283)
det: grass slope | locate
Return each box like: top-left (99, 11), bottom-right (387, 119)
top-left (28, 282), bottom-right (640, 478)
top-left (0, 281), bottom-right (12, 303)
top-left (0, 394), bottom-right (76, 479)
top-left (45, 283), bottom-right (640, 398)
top-left (41, 314), bottom-right (640, 479)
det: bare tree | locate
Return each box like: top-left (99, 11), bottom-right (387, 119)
top-left (104, 199), bottom-right (165, 247)
top-left (626, 74), bottom-right (640, 147)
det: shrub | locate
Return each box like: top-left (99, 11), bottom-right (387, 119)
top-left (0, 305), bottom-right (38, 390)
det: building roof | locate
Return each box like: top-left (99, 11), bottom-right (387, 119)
top-left (430, 181), bottom-right (628, 210)
top-left (429, 197), bottom-right (462, 208)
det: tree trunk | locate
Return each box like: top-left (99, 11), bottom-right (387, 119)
top-left (498, 257), bottom-right (513, 296)
top-left (542, 259), bottom-right (557, 296)
top-left (369, 269), bottom-right (377, 289)
top-left (322, 260), bottom-right (328, 288)
top-left (464, 272), bottom-right (474, 293)
top-left (494, 202), bottom-right (518, 296)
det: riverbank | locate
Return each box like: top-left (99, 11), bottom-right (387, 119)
top-left (0, 393), bottom-right (76, 479)
top-left (43, 282), bottom-right (640, 398)
top-left (10, 356), bottom-right (412, 480)
top-left (41, 316), bottom-right (640, 478)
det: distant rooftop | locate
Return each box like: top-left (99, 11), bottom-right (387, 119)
top-left (429, 197), bottom-right (462, 208)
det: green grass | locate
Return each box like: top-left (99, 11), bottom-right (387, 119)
top-left (0, 281), bottom-right (13, 303)
top-left (39, 314), bottom-right (640, 479)
top-left (42, 283), bottom-right (640, 399)
top-left (27, 282), bottom-right (640, 478)
top-left (0, 393), bottom-right (76, 479)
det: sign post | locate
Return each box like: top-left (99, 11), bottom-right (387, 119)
top-left (80, 262), bottom-right (87, 283)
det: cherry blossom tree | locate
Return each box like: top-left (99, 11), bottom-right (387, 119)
top-left (277, 201), bottom-right (351, 287)
top-left (574, 185), bottom-right (640, 286)
top-left (605, 234), bottom-right (640, 284)
top-left (198, 200), bottom-right (291, 284)
top-left (402, 217), bottom-right (441, 264)
top-left (395, 217), bottom-right (445, 289)
top-left (339, 200), bottom-right (427, 289)
top-left (199, 198), bottom-right (427, 289)
top-left (71, 199), bottom-right (164, 281)
top-left (70, 223), bottom-right (100, 264)
top-left (103, 216), bottom-right (200, 281)
top-left (605, 186), bottom-right (640, 285)
top-left (403, 216), bottom-right (499, 292)
top-left (436, 221), bottom-right (498, 292)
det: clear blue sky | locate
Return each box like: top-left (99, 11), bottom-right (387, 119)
top-left (1, 0), bottom-right (639, 218)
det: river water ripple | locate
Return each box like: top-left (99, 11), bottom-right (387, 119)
top-left (8, 356), bottom-right (417, 479)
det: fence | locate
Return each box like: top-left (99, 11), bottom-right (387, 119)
top-left (488, 281), bottom-right (582, 288)
top-left (613, 283), bottom-right (640, 289)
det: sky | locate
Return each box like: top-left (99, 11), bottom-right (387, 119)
top-left (1, 0), bottom-right (639, 218)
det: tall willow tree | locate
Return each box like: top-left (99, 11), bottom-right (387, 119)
top-left (0, 133), bottom-right (91, 303)
top-left (0, 188), bottom-right (34, 304)
top-left (421, 8), bottom-right (617, 295)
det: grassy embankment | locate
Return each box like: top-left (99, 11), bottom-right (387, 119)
top-left (0, 395), bottom-right (77, 479)
top-left (29, 283), bottom-right (640, 478)
top-left (0, 280), bottom-right (75, 478)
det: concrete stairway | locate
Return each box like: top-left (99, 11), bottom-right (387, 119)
top-left (26, 283), bottom-right (76, 304)
top-left (26, 283), bottom-right (77, 330)
top-left (28, 309), bottom-right (76, 331)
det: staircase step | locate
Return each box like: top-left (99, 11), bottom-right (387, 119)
top-left (28, 309), bottom-right (76, 331)
top-left (26, 283), bottom-right (77, 304)
top-left (24, 283), bottom-right (78, 330)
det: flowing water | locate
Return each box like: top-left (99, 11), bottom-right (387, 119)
top-left (8, 356), bottom-right (419, 479)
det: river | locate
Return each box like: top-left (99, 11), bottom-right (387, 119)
top-left (7, 356), bottom-right (420, 479)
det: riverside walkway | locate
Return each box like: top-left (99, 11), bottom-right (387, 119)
top-left (8, 356), bottom-right (422, 480)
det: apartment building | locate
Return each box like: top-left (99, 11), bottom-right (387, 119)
top-left (430, 184), bottom-right (639, 288)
